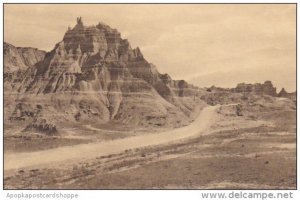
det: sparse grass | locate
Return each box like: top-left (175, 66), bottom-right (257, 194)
top-left (3, 101), bottom-right (296, 189)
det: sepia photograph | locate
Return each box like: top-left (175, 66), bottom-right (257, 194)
top-left (3, 3), bottom-right (297, 191)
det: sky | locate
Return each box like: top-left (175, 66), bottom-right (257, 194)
top-left (4, 4), bottom-right (296, 92)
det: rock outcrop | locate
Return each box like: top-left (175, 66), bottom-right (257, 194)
top-left (234, 81), bottom-right (277, 96)
top-left (4, 42), bottom-right (46, 73)
top-left (23, 118), bottom-right (58, 135)
top-left (5, 18), bottom-right (203, 129)
top-left (4, 42), bottom-right (46, 91)
top-left (278, 88), bottom-right (288, 97)
top-left (202, 81), bottom-right (288, 106)
top-left (278, 88), bottom-right (296, 101)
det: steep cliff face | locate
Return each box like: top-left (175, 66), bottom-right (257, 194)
top-left (234, 81), bottom-right (277, 96)
top-left (5, 18), bottom-right (203, 129)
top-left (4, 42), bottom-right (46, 73)
top-left (4, 42), bottom-right (46, 91)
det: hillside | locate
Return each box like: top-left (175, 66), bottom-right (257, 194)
top-left (4, 18), bottom-right (205, 132)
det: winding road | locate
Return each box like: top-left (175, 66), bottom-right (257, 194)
top-left (4, 105), bottom-right (219, 170)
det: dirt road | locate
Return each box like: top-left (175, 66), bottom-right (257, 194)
top-left (4, 105), bottom-right (219, 170)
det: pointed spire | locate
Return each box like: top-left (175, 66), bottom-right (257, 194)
top-left (74, 17), bottom-right (84, 29)
top-left (77, 17), bottom-right (82, 24)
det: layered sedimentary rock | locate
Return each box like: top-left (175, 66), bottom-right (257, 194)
top-left (5, 17), bottom-right (202, 129)
top-left (234, 81), bottom-right (277, 96)
top-left (4, 42), bottom-right (46, 91)
top-left (4, 42), bottom-right (46, 73)
top-left (202, 81), bottom-right (284, 106)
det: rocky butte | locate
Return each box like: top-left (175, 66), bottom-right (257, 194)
top-left (4, 17), bottom-right (203, 133)
top-left (207, 81), bottom-right (278, 97)
top-left (234, 81), bottom-right (277, 96)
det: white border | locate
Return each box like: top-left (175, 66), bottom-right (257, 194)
top-left (0, 1), bottom-right (298, 200)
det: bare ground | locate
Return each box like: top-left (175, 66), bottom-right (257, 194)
top-left (4, 98), bottom-right (296, 189)
top-left (4, 105), bottom-right (219, 170)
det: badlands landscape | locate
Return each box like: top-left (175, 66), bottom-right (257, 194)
top-left (4, 18), bottom-right (296, 189)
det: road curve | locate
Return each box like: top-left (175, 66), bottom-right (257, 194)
top-left (4, 105), bottom-right (219, 170)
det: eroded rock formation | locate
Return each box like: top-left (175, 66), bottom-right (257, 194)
top-left (23, 118), bottom-right (58, 135)
top-left (4, 42), bottom-right (46, 91)
top-left (234, 81), bottom-right (277, 96)
top-left (278, 88), bottom-right (296, 101)
top-left (5, 18), bottom-right (203, 129)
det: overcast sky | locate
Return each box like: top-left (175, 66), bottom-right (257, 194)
top-left (4, 4), bottom-right (296, 92)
